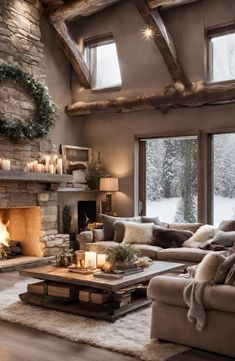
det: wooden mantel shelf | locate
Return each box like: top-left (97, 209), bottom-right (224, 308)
top-left (0, 171), bottom-right (73, 184)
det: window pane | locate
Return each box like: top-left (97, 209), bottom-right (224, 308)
top-left (211, 33), bottom-right (235, 82)
top-left (90, 42), bottom-right (122, 89)
top-left (213, 133), bottom-right (235, 225)
top-left (146, 136), bottom-right (198, 223)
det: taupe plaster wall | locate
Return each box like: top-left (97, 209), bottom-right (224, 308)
top-left (69, 0), bottom-right (235, 217)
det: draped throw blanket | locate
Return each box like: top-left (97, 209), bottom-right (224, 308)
top-left (183, 280), bottom-right (213, 331)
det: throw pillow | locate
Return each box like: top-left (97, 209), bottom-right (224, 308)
top-left (122, 222), bottom-right (154, 245)
top-left (113, 221), bottom-right (127, 242)
top-left (152, 227), bottom-right (193, 248)
top-left (168, 223), bottom-right (203, 233)
top-left (100, 214), bottom-right (141, 240)
top-left (183, 224), bottom-right (216, 248)
top-left (225, 263), bottom-right (235, 285)
top-left (141, 216), bottom-right (161, 226)
top-left (218, 220), bottom-right (235, 232)
top-left (214, 253), bottom-right (235, 284)
top-left (211, 230), bottom-right (235, 247)
top-left (93, 229), bottom-right (105, 242)
top-left (195, 252), bottom-right (225, 282)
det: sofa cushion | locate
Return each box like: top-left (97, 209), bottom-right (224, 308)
top-left (122, 222), bottom-right (154, 245)
top-left (215, 253), bottom-right (235, 284)
top-left (93, 229), bottom-right (105, 242)
top-left (152, 227), bottom-right (193, 248)
top-left (100, 214), bottom-right (141, 240)
top-left (141, 216), bottom-right (162, 226)
top-left (168, 223), bottom-right (203, 233)
top-left (131, 244), bottom-right (162, 259)
top-left (194, 252), bottom-right (225, 281)
top-left (218, 220), bottom-right (235, 232)
top-left (157, 247), bottom-right (209, 263)
top-left (84, 241), bottom-right (118, 252)
top-left (183, 224), bottom-right (216, 248)
top-left (211, 230), bottom-right (235, 247)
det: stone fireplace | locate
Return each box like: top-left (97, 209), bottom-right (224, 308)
top-left (0, 0), bottom-right (71, 262)
top-left (0, 180), bottom-right (70, 259)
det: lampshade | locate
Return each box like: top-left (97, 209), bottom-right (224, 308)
top-left (100, 177), bottom-right (119, 192)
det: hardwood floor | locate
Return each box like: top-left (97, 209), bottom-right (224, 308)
top-left (0, 271), bottom-right (233, 361)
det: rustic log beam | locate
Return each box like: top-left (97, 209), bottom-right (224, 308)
top-left (148, 0), bottom-right (199, 9)
top-left (51, 21), bottom-right (91, 88)
top-left (49, 0), bottom-right (122, 23)
top-left (66, 82), bottom-right (235, 115)
top-left (134, 0), bottom-right (191, 88)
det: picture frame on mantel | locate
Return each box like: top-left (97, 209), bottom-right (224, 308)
top-left (60, 145), bottom-right (92, 182)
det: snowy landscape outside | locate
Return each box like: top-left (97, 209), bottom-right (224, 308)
top-left (146, 134), bottom-right (235, 225)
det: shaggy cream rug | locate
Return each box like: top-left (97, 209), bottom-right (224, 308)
top-left (0, 281), bottom-right (188, 361)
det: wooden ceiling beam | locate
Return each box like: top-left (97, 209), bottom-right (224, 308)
top-left (49, 0), bottom-right (122, 23)
top-left (51, 21), bottom-right (91, 87)
top-left (148, 0), bottom-right (199, 10)
top-left (66, 82), bottom-right (235, 115)
top-left (134, 0), bottom-right (191, 88)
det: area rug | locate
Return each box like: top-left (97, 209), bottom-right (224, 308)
top-left (0, 281), bottom-right (188, 361)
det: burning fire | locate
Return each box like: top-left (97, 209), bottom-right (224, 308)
top-left (0, 216), bottom-right (10, 247)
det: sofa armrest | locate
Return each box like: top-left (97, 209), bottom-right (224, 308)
top-left (77, 231), bottom-right (93, 250)
top-left (147, 275), bottom-right (191, 307)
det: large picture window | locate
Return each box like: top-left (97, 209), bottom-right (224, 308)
top-left (144, 136), bottom-right (198, 223)
top-left (139, 131), bottom-right (235, 225)
top-left (213, 133), bottom-right (235, 225)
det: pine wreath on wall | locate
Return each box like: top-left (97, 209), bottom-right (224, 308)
top-left (0, 63), bottom-right (57, 143)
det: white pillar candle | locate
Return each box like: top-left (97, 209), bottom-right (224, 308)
top-left (36, 164), bottom-right (42, 173)
top-left (97, 254), bottom-right (106, 268)
top-left (56, 158), bottom-right (63, 174)
top-left (2, 160), bottom-right (11, 171)
top-left (84, 251), bottom-right (97, 269)
top-left (48, 164), bottom-right (54, 174)
top-left (45, 155), bottom-right (50, 166)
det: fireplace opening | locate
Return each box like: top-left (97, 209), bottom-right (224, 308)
top-left (0, 207), bottom-right (42, 259)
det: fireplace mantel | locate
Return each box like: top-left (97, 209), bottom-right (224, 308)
top-left (0, 171), bottom-right (73, 184)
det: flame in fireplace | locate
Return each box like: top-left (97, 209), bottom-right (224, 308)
top-left (0, 216), bottom-right (10, 246)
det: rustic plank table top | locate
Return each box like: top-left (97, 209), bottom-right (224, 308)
top-left (20, 261), bottom-right (184, 291)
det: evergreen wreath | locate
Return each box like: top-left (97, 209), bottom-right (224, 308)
top-left (0, 63), bottom-right (57, 143)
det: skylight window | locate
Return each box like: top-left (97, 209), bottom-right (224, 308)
top-left (85, 37), bottom-right (122, 90)
top-left (208, 28), bottom-right (235, 83)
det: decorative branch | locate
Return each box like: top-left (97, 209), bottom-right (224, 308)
top-left (66, 82), bottom-right (235, 116)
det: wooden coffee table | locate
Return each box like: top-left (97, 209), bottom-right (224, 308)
top-left (20, 261), bottom-right (184, 322)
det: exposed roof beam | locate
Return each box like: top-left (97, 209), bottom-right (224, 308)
top-left (66, 82), bottom-right (235, 115)
top-left (148, 0), bottom-right (199, 10)
top-left (134, 0), bottom-right (191, 88)
top-left (49, 0), bottom-right (122, 23)
top-left (51, 21), bottom-right (91, 87)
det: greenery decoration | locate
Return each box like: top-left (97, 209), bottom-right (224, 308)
top-left (0, 63), bottom-right (57, 143)
top-left (105, 245), bottom-right (140, 266)
top-left (62, 204), bottom-right (72, 234)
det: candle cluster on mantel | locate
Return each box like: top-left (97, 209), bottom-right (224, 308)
top-left (25, 154), bottom-right (63, 174)
top-left (0, 159), bottom-right (11, 171)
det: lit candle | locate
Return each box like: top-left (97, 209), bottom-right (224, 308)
top-left (56, 158), bottom-right (63, 174)
top-left (44, 155), bottom-right (50, 167)
top-left (2, 159), bottom-right (11, 171)
top-left (97, 254), bottom-right (106, 269)
top-left (33, 161), bottom-right (38, 172)
top-left (48, 164), bottom-right (54, 174)
top-left (36, 164), bottom-right (42, 173)
top-left (84, 251), bottom-right (97, 269)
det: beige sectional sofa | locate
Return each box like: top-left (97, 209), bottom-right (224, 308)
top-left (147, 275), bottom-right (235, 358)
top-left (77, 229), bottom-right (210, 265)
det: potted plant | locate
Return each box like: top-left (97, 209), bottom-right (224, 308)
top-left (105, 245), bottom-right (140, 271)
top-left (86, 159), bottom-right (105, 190)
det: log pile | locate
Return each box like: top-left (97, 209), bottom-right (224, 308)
top-left (0, 240), bottom-right (22, 259)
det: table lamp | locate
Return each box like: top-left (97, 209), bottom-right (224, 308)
top-left (100, 176), bottom-right (119, 213)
